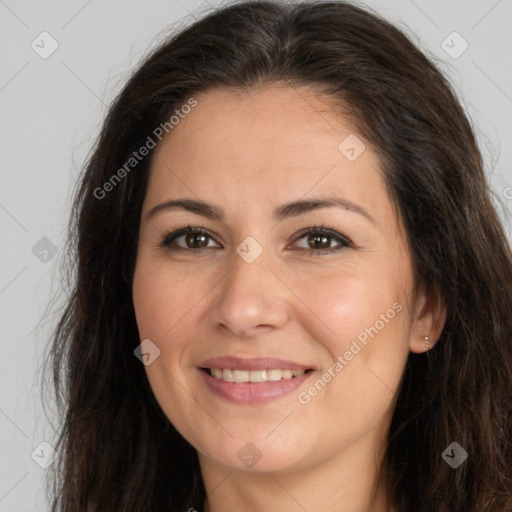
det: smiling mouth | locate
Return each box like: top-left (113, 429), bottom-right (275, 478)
top-left (201, 368), bottom-right (313, 383)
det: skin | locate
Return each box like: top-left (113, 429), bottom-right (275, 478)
top-left (132, 84), bottom-right (446, 512)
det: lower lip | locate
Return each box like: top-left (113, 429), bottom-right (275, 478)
top-left (198, 368), bottom-right (313, 404)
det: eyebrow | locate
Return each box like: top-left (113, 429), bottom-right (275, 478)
top-left (146, 196), bottom-right (375, 225)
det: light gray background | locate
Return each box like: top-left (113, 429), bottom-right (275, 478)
top-left (1, 0), bottom-right (511, 510)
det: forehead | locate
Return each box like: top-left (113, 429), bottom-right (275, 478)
top-left (144, 85), bottom-right (394, 227)
top-left (153, 85), bottom-right (367, 168)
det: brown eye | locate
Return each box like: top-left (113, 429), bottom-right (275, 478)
top-left (292, 227), bottom-right (352, 255)
top-left (160, 224), bottom-right (352, 255)
top-left (306, 233), bottom-right (332, 250)
top-left (161, 226), bottom-right (220, 250)
top-left (181, 232), bottom-right (209, 249)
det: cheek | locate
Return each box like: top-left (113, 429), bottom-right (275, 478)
top-left (303, 263), bottom-right (411, 394)
top-left (132, 263), bottom-right (203, 422)
top-left (297, 270), bottom-right (408, 426)
top-left (303, 264), bottom-right (403, 339)
top-left (132, 261), bottom-right (205, 340)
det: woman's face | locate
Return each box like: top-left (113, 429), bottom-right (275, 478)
top-left (132, 85), bottom-right (435, 475)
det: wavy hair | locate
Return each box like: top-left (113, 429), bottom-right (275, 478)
top-left (44, 1), bottom-right (512, 510)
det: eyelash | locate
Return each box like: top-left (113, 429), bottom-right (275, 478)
top-left (158, 223), bottom-right (353, 256)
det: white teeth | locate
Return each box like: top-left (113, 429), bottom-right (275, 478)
top-left (232, 370), bottom-right (249, 383)
top-left (209, 368), bottom-right (306, 383)
top-left (222, 369), bottom-right (234, 382)
top-left (266, 369), bottom-right (282, 381)
top-left (249, 370), bottom-right (266, 383)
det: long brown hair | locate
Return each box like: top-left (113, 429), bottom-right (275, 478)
top-left (43, 1), bottom-right (512, 510)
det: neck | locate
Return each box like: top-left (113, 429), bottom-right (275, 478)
top-left (199, 431), bottom-right (391, 512)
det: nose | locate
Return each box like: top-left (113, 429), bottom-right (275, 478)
top-left (210, 248), bottom-right (291, 338)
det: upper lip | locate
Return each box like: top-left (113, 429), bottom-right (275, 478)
top-left (198, 356), bottom-right (313, 371)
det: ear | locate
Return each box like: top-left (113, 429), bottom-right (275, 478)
top-left (409, 281), bottom-right (447, 354)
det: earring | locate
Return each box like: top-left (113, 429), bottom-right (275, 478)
top-left (424, 336), bottom-right (430, 350)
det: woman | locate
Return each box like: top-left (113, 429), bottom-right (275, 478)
top-left (45, 1), bottom-right (512, 511)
